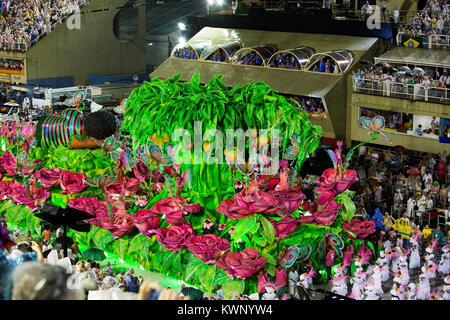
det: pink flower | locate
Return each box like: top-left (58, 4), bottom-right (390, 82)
top-left (316, 168), bottom-right (358, 195)
top-left (68, 197), bottom-right (100, 215)
top-left (133, 195), bottom-right (148, 207)
top-left (104, 182), bottom-right (125, 196)
top-left (20, 159), bottom-right (40, 177)
top-left (218, 224), bottom-right (225, 231)
top-left (298, 201), bottom-right (342, 226)
top-left (60, 171), bottom-right (88, 194)
top-left (202, 218), bottom-right (214, 230)
top-left (20, 186), bottom-right (51, 212)
top-left (217, 179), bottom-right (279, 220)
top-left (152, 197), bottom-right (201, 225)
top-left (343, 219), bottom-right (376, 239)
top-left (133, 160), bottom-right (150, 182)
top-left (216, 248), bottom-right (266, 279)
top-left (186, 234), bottom-right (231, 264)
top-left (0, 152), bottom-right (17, 176)
top-left (155, 224), bottom-right (195, 252)
top-left (151, 170), bottom-right (165, 183)
top-left (163, 166), bottom-right (177, 178)
top-left (0, 180), bottom-right (13, 200)
top-left (20, 123), bottom-right (36, 140)
top-left (133, 209), bottom-right (161, 236)
top-left (268, 217), bottom-right (299, 239)
top-left (34, 168), bottom-right (62, 188)
top-left (316, 190), bottom-right (335, 206)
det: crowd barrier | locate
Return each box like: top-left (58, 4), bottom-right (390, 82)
top-left (352, 78), bottom-right (449, 104)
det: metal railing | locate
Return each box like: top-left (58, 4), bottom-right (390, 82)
top-left (396, 31), bottom-right (450, 50)
top-left (352, 77), bottom-right (449, 105)
top-left (0, 0), bottom-right (90, 53)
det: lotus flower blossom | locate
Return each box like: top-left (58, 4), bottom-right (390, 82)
top-left (298, 201), bottom-right (342, 226)
top-left (343, 219), bottom-right (376, 239)
top-left (216, 248), bottom-right (266, 279)
top-left (268, 217), bottom-right (299, 239)
top-left (133, 209), bottom-right (161, 236)
top-left (133, 160), bottom-right (151, 182)
top-left (35, 168), bottom-right (62, 188)
top-left (155, 224), bottom-right (195, 252)
top-left (185, 234), bottom-right (231, 264)
top-left (60, 171), bottom-right (88, 194)
top-left (316, 142), bottom-right (358, 195)
top-left (20, 123), bottom-right (36, 140)
top-left (271, 170), bottom-right (306, 215)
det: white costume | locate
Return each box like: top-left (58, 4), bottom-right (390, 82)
top-left (416, 273), bottom-right (431, 300)
top-left (364, 282), bottom-right (380, 300)
top-left (350, 267), bottom-right (366, 300)
top-left (330, 265), bottom-right (347, 297)
top-left (261, 285), bottom-right (278, 300)
top-left (390, 247), bottom-right (402, 274)
top-left (438, 245), bottom-right (450, 275)
top-left (406, 198), bottom-right (416, 218)
top-left (406, 283), bottom-right (417, 300)
top-left (377, 251), bottom-right (390, 282)
top-left (409, 237), bottom-right (421, 269)
top-left (369, 265), bottom-right (384, 296)
top-left (441, 276), bottom-right (450, 300)
top-left (398, 255), bottom-right (410, 286)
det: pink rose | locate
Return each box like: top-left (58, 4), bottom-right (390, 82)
top-left (68, 197), bottom-right (100, 215)
top-left (216, 248), bottom-right (266, 279)
top-left (155, 224), bottom-right (195, 252)
top-left (343, 219), bottom-right (376, 239)
top-left (316, 190), bottom-right (335, 206)
top-left (268, 217), bottom-right (299, 239)
top-left (0, 180), bottom-right (13, 200)
top-left (152, 197), bottom-right (200, 225)
top-left (60, 171), bottom-right (88, 194)
top-left (20, 123), bottom-right (36, 140)
top-left (186, 234), bottom-right (231, 264)
top-left (316, 168), bottom-right (358, 195)
top-left (298, 201), bottom-right (342, 226)
top-left (104, 182), bottom-right (125, 196)
top-left (34, 168), bottom-right (62, 188)
top-left (133, 209), bottom-right (161, 236)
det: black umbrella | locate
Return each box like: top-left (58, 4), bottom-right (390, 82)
top-left (35, 203), bottom-right (91, 257)
top-left (51, 236), bottom-right (74, 251)
top-left (181, 287), bottom-right (204, 300)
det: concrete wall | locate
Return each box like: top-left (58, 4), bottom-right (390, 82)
top-left (26, 0), bottom-right (147, 86)
top-left (351, 93), bottom-right (450, 154)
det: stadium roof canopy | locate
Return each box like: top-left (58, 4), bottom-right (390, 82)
top-left (375, 46), bottom-right (450, 68)
top-left (151, 57), bottom-right (342, 97)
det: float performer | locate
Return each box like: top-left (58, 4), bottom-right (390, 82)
top-left (35, 109), bottom-right (117, 149)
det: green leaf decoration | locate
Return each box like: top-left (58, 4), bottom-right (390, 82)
top-left (222, 279), bottom-right (245, 299)
top-left (260, 216), bottom-right (275, 245)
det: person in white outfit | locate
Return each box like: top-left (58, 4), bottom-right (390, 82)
top-left (438, 244), bottom-right (450, 275)
top-left (416, 272), bottom-right (431, 300)
top-left (409, 237), bottom-right (421, 270)
top-left (406, 283), bottom-right (417, 300)
top-left (406, 197), bottom-right (416, 219)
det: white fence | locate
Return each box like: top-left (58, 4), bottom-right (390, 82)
top-left (353, 77), bottom-right (449, 104)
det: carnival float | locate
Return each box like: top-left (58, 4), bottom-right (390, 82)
top-left (0, 72), bottom-right (377, 298)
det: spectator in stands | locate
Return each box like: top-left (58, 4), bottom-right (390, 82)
top-left (416, 124), bottom-right (424, 136)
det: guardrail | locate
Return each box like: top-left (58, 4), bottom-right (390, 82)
top-left (396, 31), bottom-right (450, 50)
top-left (352, 77), bottom-right (449, 105)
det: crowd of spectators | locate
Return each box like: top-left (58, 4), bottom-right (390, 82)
top-left (0, 0), bottom-right (89, 50)
top-left (283, 94), bottom-right (326, 115)
top-left (353, 66), bottom-right (450, 103)
top-left (268, 53), bottom-right (302, 70)
top-left (172, 47), bottom-right (199, 60)
top-left (350, 146), bottom-right (450, 235)
top-left (206, 48), bottom-right (237, 63)
top-left (399, 0), bottom-right (449, 41)
top-left (0, 58), bottom-right (24, 71)
top-left (311, 58), bottom-right (340, 73)
top-left (234, 51), bottom-right (264, 66)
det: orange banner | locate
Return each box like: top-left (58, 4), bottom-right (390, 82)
top-left (0, 68), bottom-right (24, 75)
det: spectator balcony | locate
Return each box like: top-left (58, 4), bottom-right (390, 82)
top-left (352, 77), bottom-right (449, 105)
top-left (397, 32), bottom-right (450, 51)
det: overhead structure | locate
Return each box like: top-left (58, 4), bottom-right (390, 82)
top-left (268, 46), bottom-right (316, 70)
top-left (305, 49), bottom-right (355, 74)
top-left (230, 44), bottom-right (278, 66)
top-left (199, 42), bottom-right (243, 62)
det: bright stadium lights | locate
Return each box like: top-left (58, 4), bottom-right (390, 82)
top-left (148, 42), bottom-right (153, 46)
top-left (207, 0), bottom-right (214, 4)
top-left (216, 0), bottom-right (224, 5)
top-left (178, 36), bottom-right (186, 46)
top-left (178, 22), bottom-right (186, 31)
